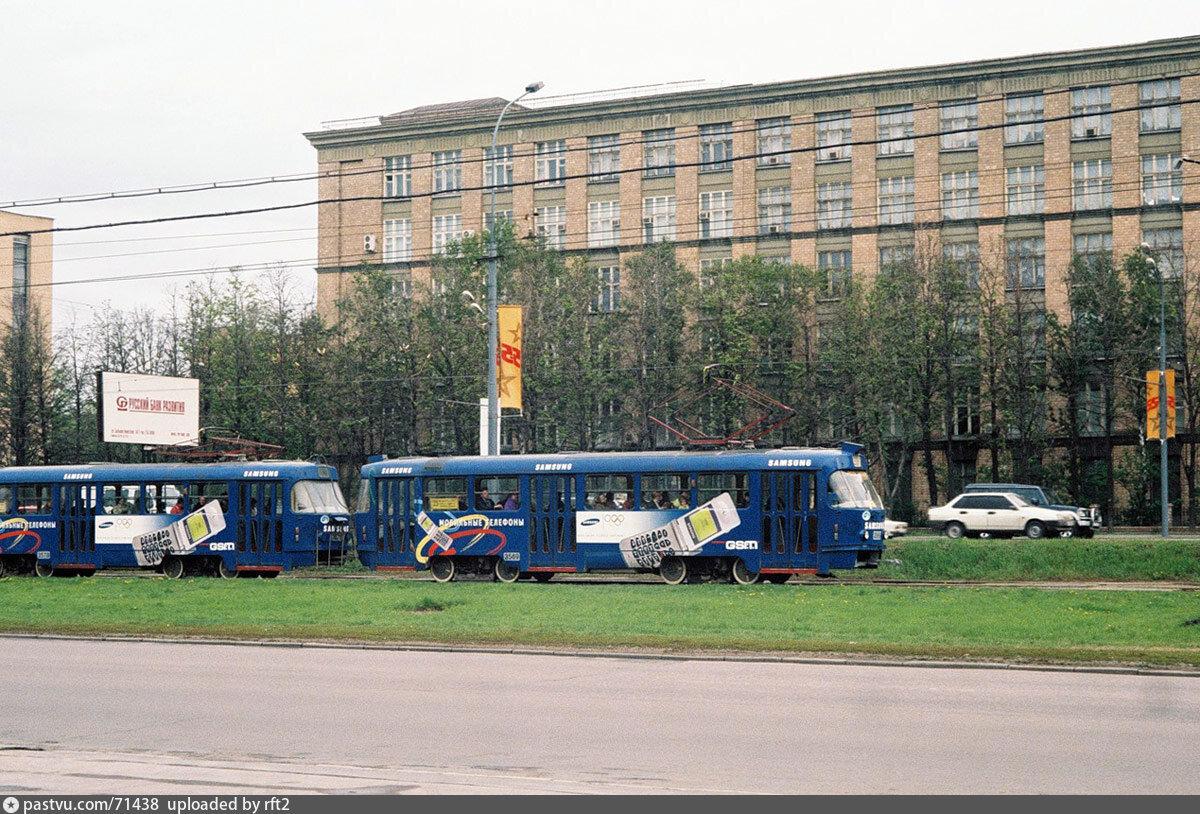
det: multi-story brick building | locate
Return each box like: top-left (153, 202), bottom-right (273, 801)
top-left (0, 209), bottom-right (54, 348)
top-left (306, 35), bottom-right (1200, 326)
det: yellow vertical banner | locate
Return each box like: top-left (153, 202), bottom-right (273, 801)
top-left (498, 305), bottom-right (523, 411)
top-left (1146, 370), bottom-right (1176, 440)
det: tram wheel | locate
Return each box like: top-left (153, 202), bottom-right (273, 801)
top-left (162, 557), bottom-right (186, 580)
top-left (493, 558), bottom-right (520, 583)
top-left (765, 573), bottom-right (791, 584)
top-left (730, 559), bottom-right (760, 585)
top-left (34, 560), bottom-right (54, 578)
top-left (216, 558), bottom-right (237, 579)
top-left (531, 572), bottom-right (554, 583)
top-left (659, 557), bottom-right (688, 585)
top-left (430, 557), bottom-right (456, 583)
top-left (0, 558), bottom-right (6, 578)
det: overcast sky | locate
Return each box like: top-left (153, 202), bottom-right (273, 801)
top-left (3, 0), bottom-right (1199, 335)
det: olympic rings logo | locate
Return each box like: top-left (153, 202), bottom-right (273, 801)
top-left (603, 514), bottom-right (624, 525)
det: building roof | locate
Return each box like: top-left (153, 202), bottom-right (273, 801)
top-left (380, 97), bottom-right (524, 126)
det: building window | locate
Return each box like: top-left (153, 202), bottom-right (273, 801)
top-left (1072, 159), bottom-right (1112, 210)
top-left (587, 200), bottom-right (620, 248)
top-left (940, 100), bottom-right (978, 150)
top-left (699, 257), bottom-right (732, 289)
top-left (818, 250), bottom-right (852, 298)
top-left (816, 111), bottom-right (852, 162)
top-left (383, 218), bottom-right (412, 262)
top-left (535, 205), bottom-right (567, 249)
top-left (12, 235), bottom-right (29, 316)
top-left (941, 171), bottom-right (978, 220)
top-left (432, 150), bottom-right (462, 193)
top-left (644, 128), bottom-right (676, 177)
top-left (943, 241), bottom-right (980, 288)
top-left (1143, 227), bottom-right (1184, 279)
top-left (1142, 154), bottom-right (1182, 206)
top-left (535, 140), bottom-right (567, 186)
top-left (485, 209), bottom-right (512, 233)
top-left (384, 156), bottom-right (411, 197)
top-left (1073, 232), bottom-right (1112, 269)
top-left (757, 117), bottom-right (791, 166)
top-left (700, 123), bottom-right (733, 171)
top-left (484, 145), bottom-right (513, 189)
top-left (817, 182), bottom-right (852, 229)
top-left (589, 134), bottom-right (620, 182)
top-left (391, 271), bottom-right (413, 299)
top-left (879, 244), bottom-right (914, 272)
top-left (699, 190), bottom-right (733, 239)
top-left (1070, 87), bottom-right (1111, 139)
top-left (642, 196), bottom-right (676, 242)
top-left (1006, 236), bottom-right (1045, 289)
top-left (954, 386), bottom-right (981, 437)
top-left (1140, 78), bottom-right (1181, 133)
top-left (594, 266), bottom-right (620, 312)
top-left (432, 214), bottom-right (463, 254)
top-left (1006, 164), bottom-right (1045, 215)
top-left (1005, 94), bottom-right (1044, 144)
top-left (878, 176), bottom-right (914, 225)
top-left (1078, 381), bottom-right (1106, 436)
top-left (757, 187), bottom-right (791, 235)
top-left (877, 105), bottom-right (914, 155)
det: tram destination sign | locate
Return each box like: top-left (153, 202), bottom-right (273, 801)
top-left (97, 371), bottom-right (200, 446)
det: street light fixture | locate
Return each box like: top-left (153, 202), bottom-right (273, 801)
top-left (485, 81), bottom-right (544, 456)
top-left (1140, 242), bottom-right (1169, 539)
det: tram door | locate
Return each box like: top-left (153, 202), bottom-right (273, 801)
top-left (57, 484), bottom-right (97, 564)
top-left (237, 481), bottom-right (283, 565)
top-left (529, 475), bottom-right (574, 569)
top-left (761, 471), bottom-right (818, 571)
top-left (377, 478), bottom-right (414, 565)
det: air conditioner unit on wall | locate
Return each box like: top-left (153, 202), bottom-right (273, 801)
top-left (363, 234), bottom-right (377, 253)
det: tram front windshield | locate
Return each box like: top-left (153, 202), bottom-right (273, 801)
top-left (291, 480), bottom-right (349, 514)
top-left (828, 471), bottom-right (884, 509)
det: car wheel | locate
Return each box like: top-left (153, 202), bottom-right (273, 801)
top-left (945, 522), bottom-right (966, 539)
top-left (1025, 520), bottom-right (1047, 539)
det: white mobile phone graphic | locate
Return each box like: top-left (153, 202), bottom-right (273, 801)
top-left (416, 511), bottom-right (453, 552)
top-left (619, 492), bottom-right (740, 568)
top-left (132, 501), bottom-right (227, 565)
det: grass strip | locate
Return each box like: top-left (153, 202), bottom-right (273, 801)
top-left (2, 576), bottom-right (1198, 669)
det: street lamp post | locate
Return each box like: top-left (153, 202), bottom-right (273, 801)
top-left (1142, 244), bottom-right (1169, 539)
top-left (485, 81), bottom-right (543, 456)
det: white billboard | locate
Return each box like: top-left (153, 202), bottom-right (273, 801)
top-left (98, 372), bottom-right (200, 446)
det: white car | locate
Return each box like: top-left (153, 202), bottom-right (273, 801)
top-left (883, 518), bottom-right (908, 539)
top-left (927, 491), bottom-right (1077, 539)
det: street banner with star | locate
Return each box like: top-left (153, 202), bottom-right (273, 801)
top-left (498, 305), bottom-right (523, 410)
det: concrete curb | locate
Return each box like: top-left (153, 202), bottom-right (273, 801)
top-left (4, 631), bottom-right (1198, 679)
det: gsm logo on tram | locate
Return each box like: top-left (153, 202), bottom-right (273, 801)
top-left (723, 540), bottom-right (758, 550)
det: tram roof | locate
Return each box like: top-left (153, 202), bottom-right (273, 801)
top-left (0, 460), bottom-right (338, 484)
top-left (361, 443), bottom-right (866, 477)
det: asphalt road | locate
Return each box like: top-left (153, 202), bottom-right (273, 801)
top-left (1, 636), bottom-right (1199, 794)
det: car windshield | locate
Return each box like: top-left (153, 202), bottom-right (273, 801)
top-left (291, 480), bottom-right (349, 514)
top-left (1007, 494), bottom-right (1031, 507)
top-left (829, 471), bottom-right (884, 509)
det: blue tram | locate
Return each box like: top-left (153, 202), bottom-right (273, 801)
top-left (355, 443), bottom-right (886, 584)
top-left (0, 461), bottom-right (350, 578)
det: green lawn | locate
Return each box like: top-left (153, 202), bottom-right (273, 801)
top-left (2, 576), bottom-right (1199, 669)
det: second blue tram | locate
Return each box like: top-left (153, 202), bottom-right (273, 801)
top-left (355, 443), bottom-right (886, 584)
top-left (0, 461), bottom-right (350, 578)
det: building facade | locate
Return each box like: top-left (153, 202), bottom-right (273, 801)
top-left (0, 209), bottom-right (54, 347)
top-left (306, 36), bottom-right (1200, 326)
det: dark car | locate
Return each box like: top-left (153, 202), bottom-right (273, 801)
top-left (962, 483), bottom-right (1101, 537)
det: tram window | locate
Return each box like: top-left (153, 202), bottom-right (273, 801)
top-left (697, 473), bottom-right (747, 508)
top-left (151, 483), bottom-right (185, 514)
top-left (424, 477), bottom-right (467, 511)
top-left (639, 474), bottom-right (688, 509)
top-left (102, 484), bottom-right (142, 514)
top-left (0, 486), bottom-right (11, 514)
top-left (291, 480), bottom-right (346, 513)
top-left (585, 474), bottom-right (634, 509)
top-left (356, 480), bottom-right (371, 513)
top-left (191, 482), bottom-right (230, 512)
top-left (18, 485), bottom-right (52, 515)
top-left (473, 476), bottom-right (519, 510)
